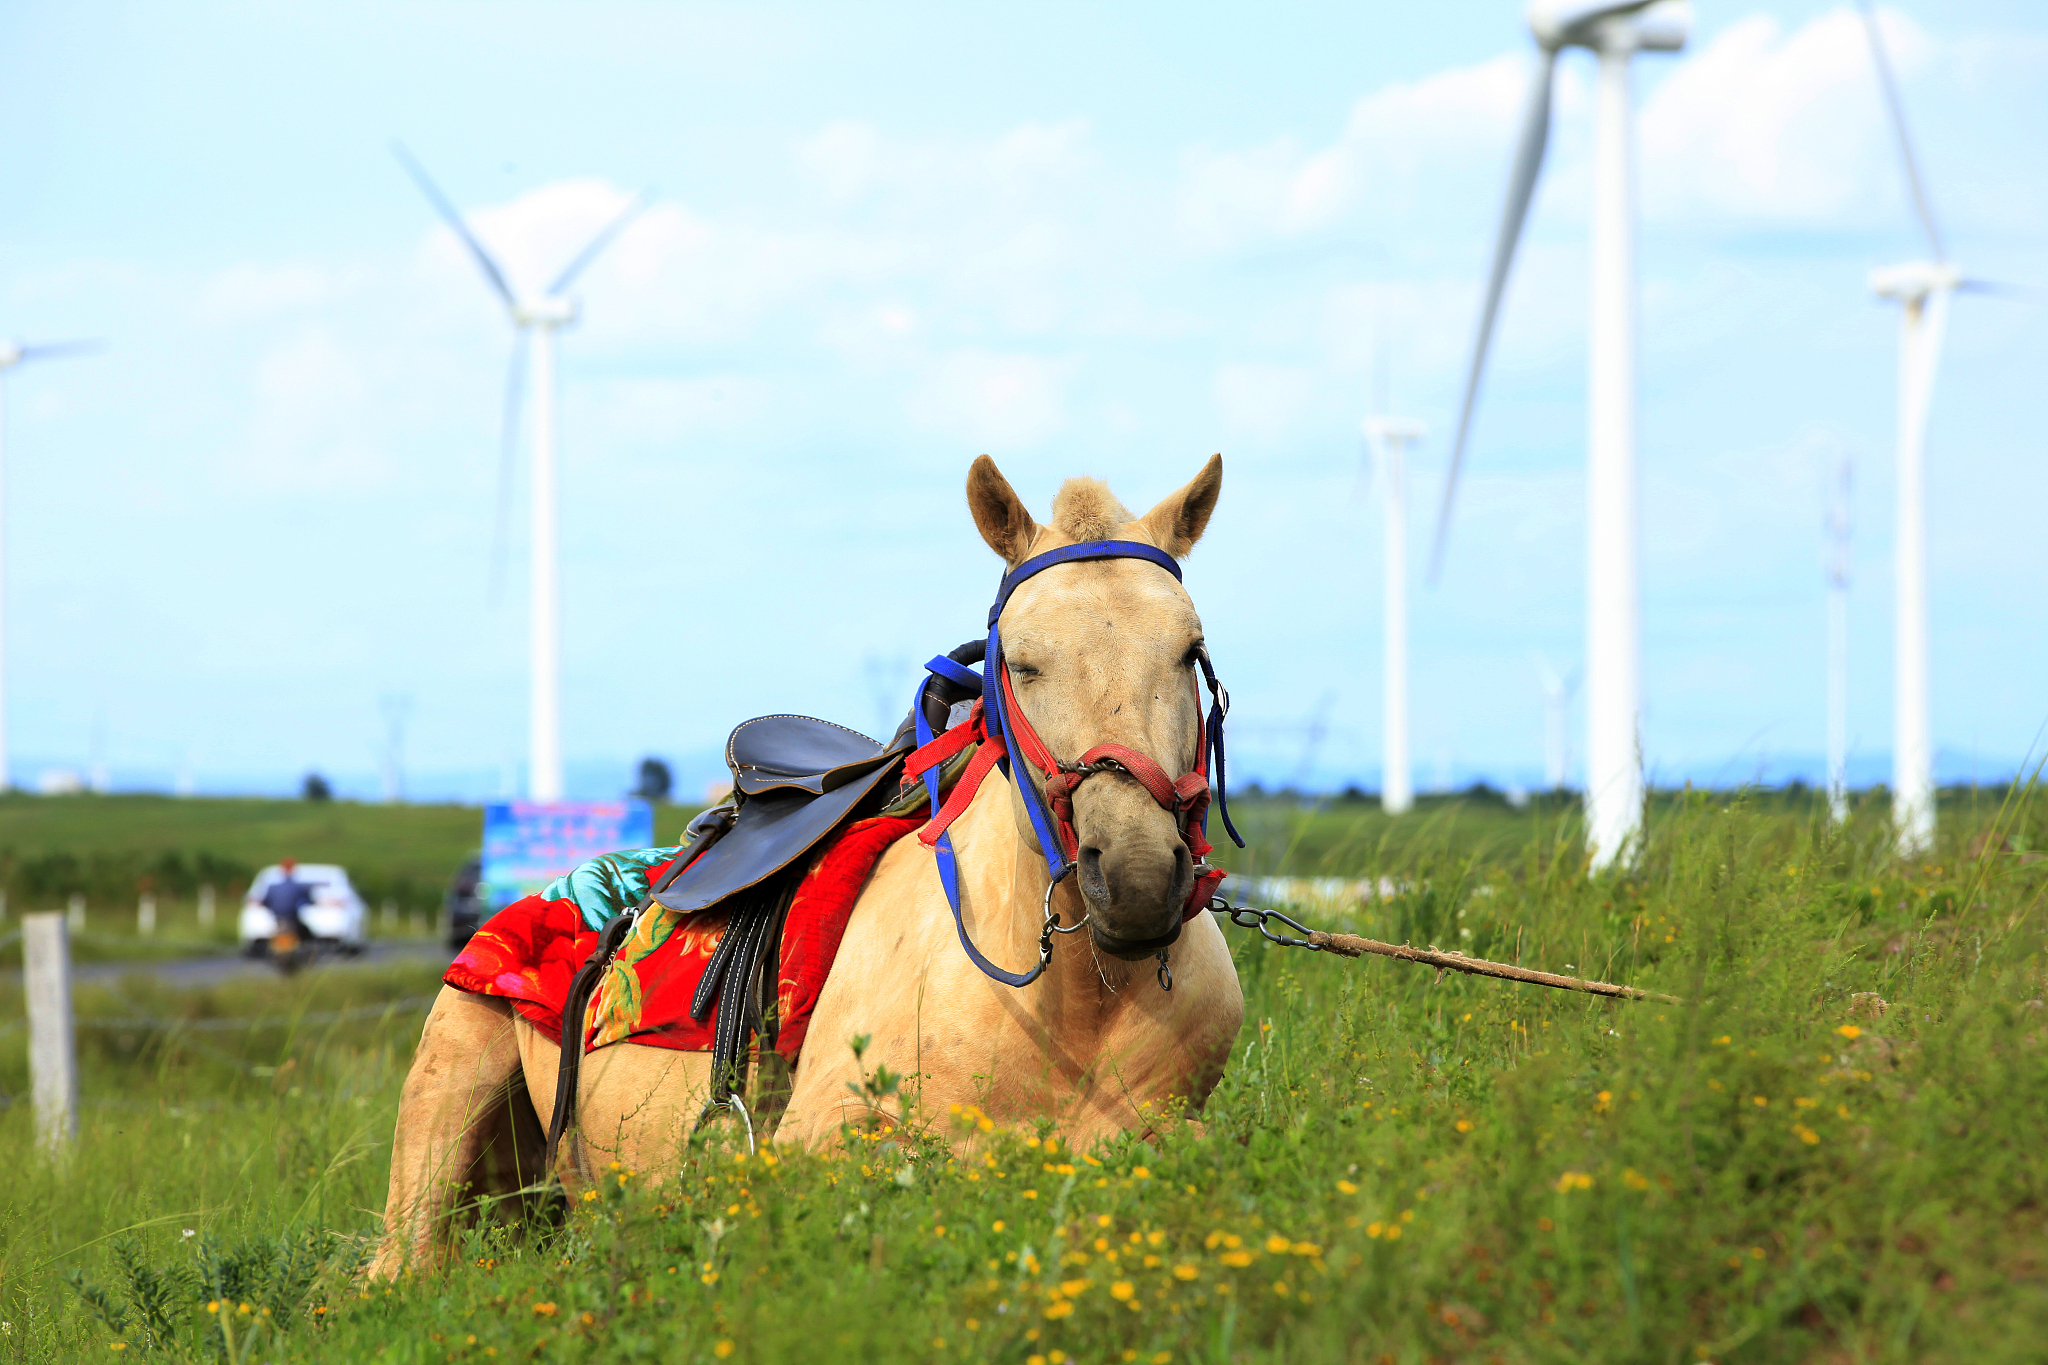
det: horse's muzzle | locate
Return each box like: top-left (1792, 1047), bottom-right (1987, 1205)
top-left (1077, 842), bottom-right (1193, 961)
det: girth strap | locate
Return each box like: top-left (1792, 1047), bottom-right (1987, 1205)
top-left (543, 807), bottom-right (735, 1171)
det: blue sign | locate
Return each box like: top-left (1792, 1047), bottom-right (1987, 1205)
top-left (480, 799), bottom-right (656, 911)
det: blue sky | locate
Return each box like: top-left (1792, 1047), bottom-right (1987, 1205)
top-left (1, 0), bottom-right (2043, 801)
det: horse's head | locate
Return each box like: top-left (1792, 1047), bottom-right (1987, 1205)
top-left (967, 454), bottom-right (1224, 962)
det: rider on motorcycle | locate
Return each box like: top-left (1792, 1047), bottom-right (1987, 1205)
top-left (263, 859), bottom-right (317, 955)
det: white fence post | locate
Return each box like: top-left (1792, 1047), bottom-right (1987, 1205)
top-left (137, 892), bottom-right (156, 936)
top-left (23, 912), bottom-right (77, 1157)
top-left (66, 894), bottom-right (85, 933)
top-left (197, 883), bottom-right (216, 930)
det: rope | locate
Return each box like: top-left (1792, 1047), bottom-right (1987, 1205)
top-left (1303, 932), bottom-right (1681, 1004)
top-left (1216, 901), bottom-right (1681, 1004)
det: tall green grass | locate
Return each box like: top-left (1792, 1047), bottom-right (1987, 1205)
top-left (3, 789), bottom-right (2044, 1362)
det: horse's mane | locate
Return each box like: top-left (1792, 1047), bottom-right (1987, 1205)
top-left (1050, 477), bottom-right (1132, 542)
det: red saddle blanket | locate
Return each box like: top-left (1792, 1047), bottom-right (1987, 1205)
top-left (444, 814), bottom-right (923, 1059)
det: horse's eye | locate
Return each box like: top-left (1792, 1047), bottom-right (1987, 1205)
top-left (1181, 642), bottom-right (1205, 669)
top-left (1010, 662), bottom-right (1041, 680)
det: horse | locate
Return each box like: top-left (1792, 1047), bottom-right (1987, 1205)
top-left (371, 454), bottom-right (1245, 1276)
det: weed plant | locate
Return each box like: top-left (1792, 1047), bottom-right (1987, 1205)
top-left (2, 791), bottom-right (2044, 1361)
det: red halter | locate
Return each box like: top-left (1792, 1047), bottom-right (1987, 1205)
top-left (905, 667), bottom-right (1226, 920)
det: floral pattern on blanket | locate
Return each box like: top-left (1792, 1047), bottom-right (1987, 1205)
top-left (443, 814), bottom-right (922, 1059)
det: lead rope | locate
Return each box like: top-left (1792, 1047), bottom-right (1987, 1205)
top-left (1209, 897), bottom-right (1681, 1004)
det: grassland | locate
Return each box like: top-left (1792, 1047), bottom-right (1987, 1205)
top-left (0, 787), bottom-right (2044, 1362)
top-left (0, 794), bottom-right (712, 959)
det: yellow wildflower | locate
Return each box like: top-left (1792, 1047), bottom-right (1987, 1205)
top-left (1172, 1264), bottom-right (1199, 1281)
top-left (1110, 1281), bottom-right (1136, 1301)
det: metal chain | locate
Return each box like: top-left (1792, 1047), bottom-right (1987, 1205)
top-left (1022, 866), bottom-right (1090, 984)
top-left (1207, 896), bottom-right (1328, 952)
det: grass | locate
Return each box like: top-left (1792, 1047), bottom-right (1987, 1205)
top-left (1, 787), bottom-right (2045, 1361)
top-left (0, 794), bottom-right (712, 953)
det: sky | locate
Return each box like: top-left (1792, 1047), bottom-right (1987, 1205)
top-left (0, 0), bottom-right (2044, 802)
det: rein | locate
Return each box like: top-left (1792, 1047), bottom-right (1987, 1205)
top-left (902, 539), bottom-right (1244, 989)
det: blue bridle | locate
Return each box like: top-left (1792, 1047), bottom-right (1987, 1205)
top-left (909, 539), bottom-right (1243, 986)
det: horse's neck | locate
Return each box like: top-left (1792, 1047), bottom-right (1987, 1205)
top-left (952, 761), bottom-right (1143, 1018)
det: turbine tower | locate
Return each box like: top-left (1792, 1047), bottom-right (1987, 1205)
top-left (0, 340), bottom-right (97, 794)
top-left (1429, 0), bottom-right (1689, 870)
top-left (1534, 654), bottom-right (1579, 792)
top-left (397, 147), bottom-right (646, 802)
top-left (1825, 454), bottom-right (1852, 825)
top-left (1366, 416), bottom-right (1424, 815)
top-left (1855, 3), bottom-right (2031, 856)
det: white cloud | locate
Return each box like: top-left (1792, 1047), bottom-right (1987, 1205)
top-left (906, 349), bottom-right (1073, 450)
top-left (1176, 53), bottom-right (1537, 253)
top-left (579, 375), bottom-right (773, 445)
top-left (196, 261), bottom-right (372, 326)
top-left (231, 326), bottom-right (390, 492)
top-left (1214, 363), bottom-right (1317, 445)
top-left (1642, 6), bottom-right (1931, 227)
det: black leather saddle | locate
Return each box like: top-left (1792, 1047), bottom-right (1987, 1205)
top-left (653, 715), bottom-right (910, 916)
top-left (544, 713), bottom-right (914, 1164)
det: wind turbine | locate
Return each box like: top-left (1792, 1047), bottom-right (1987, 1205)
top-left (1429, 0), bottom-right (1689, 869)
top-left (1825, 453), bottom-right (1852, 825)
top-left (1854, 4), bottom-right (2037, 857)
top-left (1533, 654), bottom-right (1579, 792)
top-left (0, 339), bottom-right (98, 794)
top-left (1365, 415), bottom-right (1424, 815)
top-left (396, 146), bottom-right (647, 803)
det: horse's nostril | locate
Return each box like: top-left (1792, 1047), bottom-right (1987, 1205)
top-left (1078, 847), bottom-right (1108, 900)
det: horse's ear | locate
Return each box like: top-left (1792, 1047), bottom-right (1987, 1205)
top-left (1139, 454), bottom-right (1223, 557)
top-left (967, 455), bottom-right (1039, 564)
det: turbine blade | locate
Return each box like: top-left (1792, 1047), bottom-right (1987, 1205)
top-left (1427, 50), bottom-right (1557, 584)
top-left (547, 189), bottom-right (650, 295)
top-left (393, 141), bottom-right (518, 310)
top-left (1857, 1), bottom-right (1944, 261)
top-left (17, 340), bottom-right (102, 362)
top-left (1958, 278), bottom-right (2048, 302)
top-left (488, 332), bottom-right (529, 605)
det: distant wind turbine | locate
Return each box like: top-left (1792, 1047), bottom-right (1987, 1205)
top-left (1365, 416), bottom-right (1424, 815)
top-left (1855, 3), bottom-right (2036, 857)
top-left (1429, 0), bottom-right (1689, 870)
top-left (1825, 453), bottom-right (1852, 825)
top-left (396, 145), bottom-right (648, 802)
top-left (1534, 654), bottom-right (1579, 792)
top-left (0, 339), bottom-right (99, 793)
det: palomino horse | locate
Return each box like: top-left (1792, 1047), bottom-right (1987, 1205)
top-left (372, 455), bottom-right (1245, 1275)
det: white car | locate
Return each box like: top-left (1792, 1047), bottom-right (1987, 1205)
top-left (239, 864), bottom-right (368, 956)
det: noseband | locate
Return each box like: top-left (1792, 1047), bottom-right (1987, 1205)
top-left (901, 540), bottom-right (1243, 988)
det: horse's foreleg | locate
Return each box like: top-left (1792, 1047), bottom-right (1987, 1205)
top-left (370, 987), bottom-right (536, 1278)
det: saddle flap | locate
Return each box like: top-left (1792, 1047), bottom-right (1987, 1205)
top-left (727, 715), bottom-right (894, 797)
